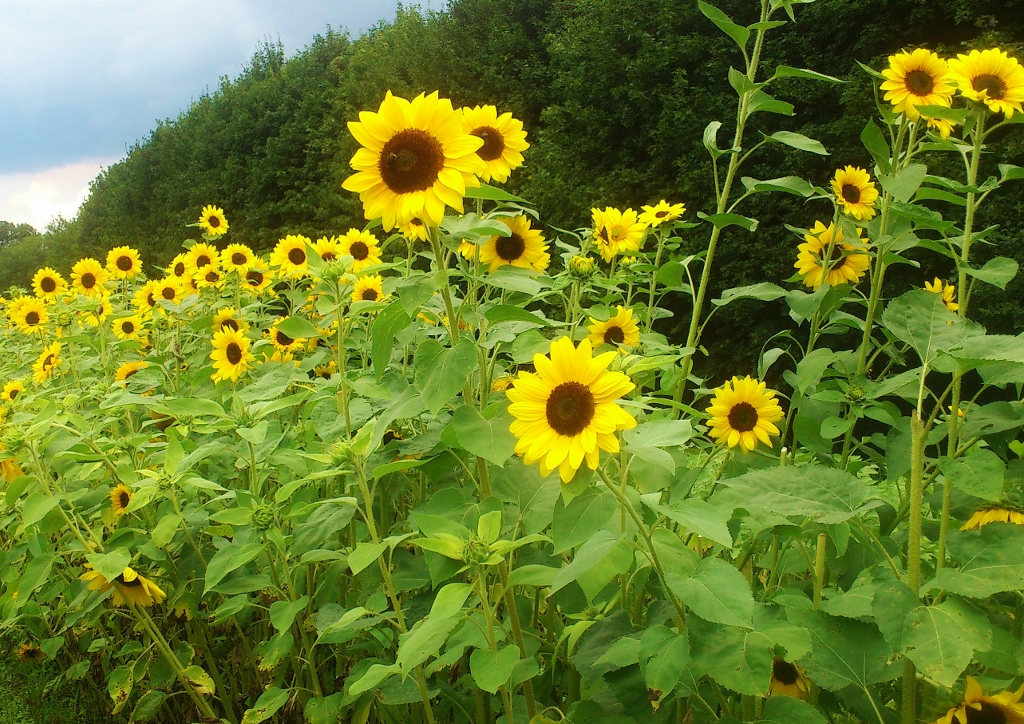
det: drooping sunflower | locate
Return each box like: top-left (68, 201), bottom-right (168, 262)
top-left (32, 342), bottom-right (62, 384)
top-left (220, 243), bottom-right (256, 274)
top-left (461, 104), bottom-right (529, 184)
top-left (459, 241), bottom-right (478, 260)
top-left (769, 659), bottom-right (810, 699)
top-left (312, 236), bottom-right (342, 263)
top-left (198, 205), bottom-right (229, 236)
top-left (341, 91), bottom-right (486, 230)
top-left (111, 315), bottom-right (146, 342)
top-left (115, 360), bottom-right (150, 382)
top-left (195, 266), bottom-right (225, 289)
top-left (167, 253), bottom-right (191, 281)
top-left (947, 48), bottom-right (1024, 118)
top-left (1, 380), bottom-right (25, 402)
top-left (270, 235), bottom-right (311, 279)
top-left (80, 565), bottom-right (167, 607)
top-left (16, 643), bottom-right (46, 663)
top-left (933, 677), bottom-right (1024, 724)
top-left (639, 200), bottom-right (687, 228)
top-left (82, 295), bottom-right (113, 327)
top-left (925, 278), bottom-right (959, 312)
top-left (830, 166), bottom-right (879, 221)
top-left (70, 258), bottom-right (109, 297)
top-left (880, 49), bottom-right (955, 121)
top-left (32, 267), bottom-right (67, 301)
top-left (338, 229), bottom-right (382, 272)
top-left (110, 484), bottom-right (133, 516)
top-left (592, 207), bottom-right (647, 262)
top-left (210, 328), bottom-right (254, 383)
top-left (351, 274), bottom-right (388, 305)
top-left (926, 116), bottom-right (957, 139)
top-left (478, 216), bottom-right (550, 273)
top-left (794, 221), bottom-right (871, 290)
top-left (186, 242), bottom-right (219, 273)
top-left (11, 298), bottom-right (48, 334)
top-left (153, 279), bottom-right (183, 307)
top-left (400, 217), bottom-right (429, 242)
top-left (105, 246), bottom-right (142, 279)
top-left (705, 375), bottom-right (784, 453)
top-left (588, 306), bottom-right (641, 352)
top-left (961, 507), bottom-right (1024, 530)
top-left (268, 322), bottom-right (305, 353)
top-left (507, 336), bottom-right (637, 483)
top-left (213, 307), bottom-right (247, 334)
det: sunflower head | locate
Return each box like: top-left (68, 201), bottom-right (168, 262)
top-left (168, 253), bottom-right (191, 279)
top-left (591, 207), bottom-right (647, 262)
top-left (112, 567), bottom-right (167, 607)
top-left (400, 217), bottom-right (429, 242)
top-left (947, 48), bottom-right (1024, 118)
top-left (705, 375), bottom-right (784, 453)
top-left (478, 216), bottom-right (549, 273)
top-left (243, 268), bottom-right (274, 295)
top-left (1, 380), bottom-right (25, 403)
top-left (70, 258), bottom-right (109, 297)
top-left (769, 659), bottom-right (810, 699)
top-left (924, 278), bottom-right (959, 312)
top-left (110, 484), bottom-right (133, 516)
top-left (270, 235), bottom-right (311, 279)
top-left (32, 342), bottom-right (62, 384)
top-left (32, 267), bottom-right (67, 300)
top-left (960, 506), bottom-right (1024, 531)
top-left (461, 104), bottom-right (530, 184)
top-left (16, 643), bottom-right (46, 663)
top-left (115, 360), bottom-right (150, 383)
top-left (830, 166), bottom-right (879, 221)
top-left (639, 200), bottom-right (687, 228)
top-left (112, 314), bottom-right (146, 342)
top-left (587, 306), bottom-right (641, 352)
top-left (880, 48), bottom-right (955, 120)
top-left (268, 322), bottom-right (304, 352)
top-left (213, 307), bottom-right (247, 334)
top-left (195, 266), bottom-right (225, 289)
top-left (186, 242), bottom-right (220, 273)
top-left (221, 243), bottom-right (256, 273)
top-left (339, 229), bottom-right (382, 272)
top-left (211, 327), bottom-right (255, 383)
top-left (568, 255), bottom-right (597, 279)
top-left (10, 297), bottom-right (48, 334)
top-left (794, 221), bottom-right (871, 290)
top-left (351, 274), bottom-right (388, 307)
top-left (934, 677), bottom-right (1024, 724)
top-left (106, 246), bottom-right (142, 279)
top-left (198, 205), bottom-right (229, 236)
top-left (312, 236), bottom-right (342, 264)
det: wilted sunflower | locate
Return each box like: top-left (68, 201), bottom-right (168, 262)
top-left (880, 49), bottom-right (955, 120)
top-left (961, 507), bottom-right (1024, 530)
top-left (592, 207), bottom-right (647, 262)
top-left (705, 375), bottom-right (784, 453)
top-left (639, 200), bottom-right (687, 228)
top-left (16, 643), bottom-right (46, 663)
top-left (31, 267), bottom-right (67, 301)
top-left (342, 91), bottom-right (486, 229)
top-left (1, 380), bottom-right (25, 402)
top-left (32, 342), bottom-right (62, 384)
top-left (186, 242), bottom-right (219, 273)
top-left (933, 677), bottom-right (1024, 724)
top-left (105, 246), bottom-right (142, 279)
top-left (769, 659), bottom-right (810, 699)
top-left (153, 279), bottom-right (183, 307)
top-left (338, 229), bottom-right (382, 272)
top-left (312, 236), bottom-right (342, 263)
top-left (82, 295), bottom-right (113, 327)
top-left (195, 266), bottom-right (225, 289)
top-left (167, 253), bottom-right (191, 280)
top-left (400, 217), bottom-right (428, 242)
top-left (210, 328), bottom-right (254, 383)
top-left (588, 306), bottom-right (641, 352)
top-left (110, 484), bottom-right (133, 516)
top-left (70, 258), bottom-right (108, 297)
top-left (198, 205), bottom-right (229, 236)
top-left (220, 243), bottom-right (256, 274)
top-left (268, 323), bottom-right (305, 353)
top-left (461, 104), bottom-right (529, 184)
top-left (111, 315), bottom-right (145, 342)
top-left (11, 298), bottom-right (48, 334)
top-left (478, 216), bottom-right (549, 273)
top-left (830, 166), bottom-right (879, 221)
top-left (134, 281), bottom-right (158, 314)
top-left (115, 361), bottom-right (150, 383)
top-left (507, 336), bottom-right (637, 483)
top-left (270, 235), bottom-right (311, 278)
top-left (947, 48), bottom-right (1024, 118)
top-left (243, 268), bottom-right (274, 295)
top-left (80, 565), bottom-right (167, 607)
top-left (925, 278), bottom-right (959, 312)
top-left (213, 307), bottom-right (247, 334)
top-left (352, 274), bottom-right (387, 305)
top-left (795, 221), bottom-right (870, 289)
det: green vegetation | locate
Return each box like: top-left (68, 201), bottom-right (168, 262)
top-left (0, 654), bottom-right (110, 724)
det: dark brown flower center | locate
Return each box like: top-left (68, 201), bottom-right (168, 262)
top-left (116, 255), bottom-right (133, 271)
top-left (379, 129), bottom-right (445, 193)
top-left (350, 241), bottom-right (369, 261)
top-left (221, 319), bottom-right (239, 331)
top-left (226, 343), bottom-right (243, 365)
top-left (116, 573), bottom-right (143, 588)
top-left (597, 227), bottom-right (610, 244)
top-left (824, 244), bottom-right (848, 270)
top-left (246, 271), bottom-right (264, 287)
top-left (495, 233), bottom-right (526, 261)
top-left (275, 331), bottom-right (294, 346)
top-left (162, 287), bottom-right (176, 300)
top-left (146, 292), bottom-right (155, 306)
top-left (411, 218), bottom-right (423, 227)
top-left (288, 247), bottom-right (306, 265)
top-left (119, 490), bottom-right (131, 508)
top-left (43, 354), bottom-right (55, 368)
top-left (121, 321), bottom-right (135, 334)
top-left (81, 273), bottom-right (96, 288)
top-left (207, 215), bottom-right (221, 228)
top-left (727, 402), bottom-right (759, 432)
top-left (173, 262), bottom-right (186, 277)
top-left (545, 381), bottom-right (596, 436)
top-left (604, 325), bottom-right (625, 345)
top-left (772, 660), bottom-right (799, 685)
top-left (195, 254), bottom-right (212, 268)
top-left (361, 288), bottom-right (379, 301)
top-left (231, 252), bottom-right (247, 265)
top-left (841, 184), bottom-right (861, 204)
top-left (905, 69), bottom-right (935, 96)
top-left (471, 126), bottom-right (505, 161)
top-left (25, 311), bottom-right (40, 326)
top-left (655, 210), bottom-right (668, 218)
top-left (965, 702), bottom-right (1007, 724)
top-left (321, 251), bottom-right (337, 261)
top-left (41, 277), bottom-right (56, 292)
top-left (205, 271), bottom-right (219, 283)
top-left (973, 74), bottom-right (1007, 100)
top-left (9, 388), bottom-right (19, 399)
top-left (124, 368), bottom-right (139, 379)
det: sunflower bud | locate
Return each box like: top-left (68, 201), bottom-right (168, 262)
top-left (462, 534), bottom-right (492, 566)
top-left (251, 503), bottom-right (276, 532)
top-left (568, 254), bottom-right (596, 279)
top-left (328, 441), bottom-right (351, 466)
top-left (846, 384), bottom-right (865, 402)
top-left (319, 260), bottom-right (348, 283)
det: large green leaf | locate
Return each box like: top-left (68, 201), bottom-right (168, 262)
top-left (641, 627), bottom-right (689, 704)
top-left (371, 300), bottom-right (412, 380)
top-left (551, 490), bottom-right (617, 554)
top-left (879, 163), bottom-right (927, 203)
top-left (697, 1), bottom-right (749, 52)
top-left (932, 525), bottom-right (1024, 598)
top-left (470, 645), bottom-right (520, 694)
top-left (760, 697), bottom-right (828, 724)
top-left (241, 687), bottom-right (290, 724)
top-left (769, 130), bottom-right (828, 155)
top-left (413, 338), bottom-right (477, 413)
top-left (451, 405), bottom-right (516, 466)
top-left (643, 496), bottom-right (733, 548)
top-left (937, 451), bottom-right (1004, 501)
top-left (667, 557), bottom-right (753, 628)
top-left (550, 531), bottom-right (621, 594)
top-left (689, 617), bottom-right (773, 695)
top-left (902, 598), bottom-right (991, 687)
top-left (786, 609), bottom-right (893, 690)
top-left (882, 288), bottom-right (975, 365)
top-left (716, 465), bottom-right (878, 524)
top-left (204, 542), bottom-right (265, 595)
top-left (871, 579), bottom-right (919, 653)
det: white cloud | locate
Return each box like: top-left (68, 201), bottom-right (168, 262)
top-left (0, 160), bottom-right (113, 231)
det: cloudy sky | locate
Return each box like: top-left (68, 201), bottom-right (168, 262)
top-left (0, 0), bottom-right (402, 231)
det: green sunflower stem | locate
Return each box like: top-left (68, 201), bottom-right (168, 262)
top-left (427, 224), bottom-right (460, 346)
top-left (901, 411), bottom-right (927, 724)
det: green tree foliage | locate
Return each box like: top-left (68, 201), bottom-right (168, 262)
top-left (0, 221), bottom-right (38, 247)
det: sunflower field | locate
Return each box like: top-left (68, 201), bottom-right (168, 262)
top-left (4, 2), bottom-right (1024, 723)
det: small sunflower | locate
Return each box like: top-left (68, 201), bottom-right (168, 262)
top-left (400, 217), bottom-right (428, 242)
top-left (243, 268), bottom-right (274, 295)
top-left (507, 336), bottom-right (637, 483)
top-left (270, 235), bottom-right (311, 279)
top-left (830, 166), bottom-right (879, 221)
top-left (880, 49), bottom-right (955, 121)
top-left (1, 380), bottom-right (25, 402)
top-left (925, 278), bottom-right (959, 312)
top-left (338, 229), bottom-right (382, 272)
top-left (16, 643), bottom-right (46, 663)
top-left (70, 258), bottom-right (108, 297)
top-left (195, 266), bottom-right (225, 289)
top-left (795, 221), bottom-right (871, 290)
top-left (111, 315), bottom-right (146, 342)
top-left (115, 360), bottom-right (150, 383)
top-left (210, 328), bottom-right (254, 383)
top-left (926, 116), bottom-right (957, 139)
top-left (167, 253), bottom-right (191, 281)
top-left (769, 659), bottom-right (810, 699)
top-left (568, 255), bottom-right (597, 279)
top-left (82, 295), bottom-right (112, 327)
top-left (213, 307), bottom-right (247, 334)
top-left (110, 484), bottom-right (133, 516)
top-left (639, 200), bottom-right (687, 228)
top-left (2, 456), bottom-right (24, 483)
top-left (11, 298), bottom-right (48, 334)
top-left (198, 205), bottom-right (229, 236)
top-left (961, 507), bottom-right (1024, 530)
top-left (491, 373), bottom-right (515, 392)
top-left (459, 241), bottom-right (478, 260)
top-left (933, 677), bottom-right (1024, 724)
top-left (80, 565), bottom-right (166, 607)
top-left (134, 281), bottom-right (158, 314)
top-left (342, 91), bottom-right (486, 230)
top-left (153, 279), bottom-right (183, 307)
top-left (186, 242), bottom-right (219, 273)
top-left (312, 236), bottom-right (343, 263)
top-left (268, 323), bottom-right (305, 353)
top-left (478, 216), bottom-right (550, 273)
top-left (461, 104), bottom-right (529, 184)
top-left (105, 246), bottom-right (142, 279)
top-left (220, 243), bottom-right (256, 274)
top-left (947, 48), bottom-right (1024, 118)
top-left (352, 274), bottom-right (388, 305)
top-left (32, 342), bottom-right (62, 384)
top-left (31, 267), bottom-right (67, 301)
top-left (592, 207), bottom-right (647, 262)
top-left (588, 306), bottom-right (641, 352)
top-left (705, 375), bottom-right (784, 453)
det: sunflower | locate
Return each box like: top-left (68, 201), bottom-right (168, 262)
top-left (195, 266), bottom-right (225, 289)
top-left (925, 278), bottom-right (959, 312)
top-left (592, 207), bottom-right (647, 262)
top-left (341, 91), bottom-right (486, 230)
top-left (639, 200), bottom-right (687, 228)
top-left (880, 49), bottom-right (955, 121)
top-left (111, 315), bottom-right (146, 342)
top-left (933, 677), bottom-right (1024, 724)
top-left (2, 455), bottom-right (24, 483)
top-left (478, 215), bottom-right (550, 273)
top-left (70, 258), bottom-right (108, 297)
top-left (705, 376), bottom-right (784, 453)
top-left (32, 342), bottom-right (62, 384)
top-left (338, 229), bottom-right (382, 272)
top-left (220, 243), bottom-right (256, 274)
top-left (830, 166), bottom-right (879, 221)
top-left (110, 484), bottom-right (133, 516)
top-left (400, 217), bottom-right (429, 242)
top-left (115, 361), bottom-right (150, 382)
top-left (769, 659), bottom-right (810, 699)
top-left (947, 48), bottom-right (1024, 118)
top-left (268, 322), bottom-right (305, 353)
top-left (588, 306), bottom-right (641, 352)
top-left (167, 253), bottom-right (191, 281)
top-left (351, 274), bottom-right (388, 305)
top-left (491, 374), bottom-right (515, 392)
top-left (459, 241), bottom-right (478, 260)
top-left (926, 116), bottom-right (957, 139)
top-left (243, 268), bottom-right (274, 295)
top-left (105, 246), bottom-right (142, 279)
top-left (270, 235), bottom-right (311, 279)
top-left (1, 380), bottom-right (25, 402)
top-left (82, 295), bottom-right (112, 327)
top-left (461, 104), bottom-right (529, 184)
top-left (305, 236), bottom-right (339, 265)
top-left (213, 307), bottom-right (247, 334)
top-left (11, 298), bottom-right (48, 334)
top-left (31, 267), bottom-right (67, 301)
top-left (16, 643), bottom-right (46, 663)
top-left (507, 336), bottom-right (637, 483)
top-left (186, 242), bottom-right (219, 273)
top-left (134, 281), bottom-right (158, 314)
top-left (80, 565), bottom-right (167, 607)
top-left (153, 279), bottom-right (183, 307)
top-left (210, 328), bottom-right (254, 383)
top-left (961, 507), bottom-right (1024, 530)
top-left (794, 221), bottom-right (870, 290)
top-left (198, 205), bottom-right (229, 236)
